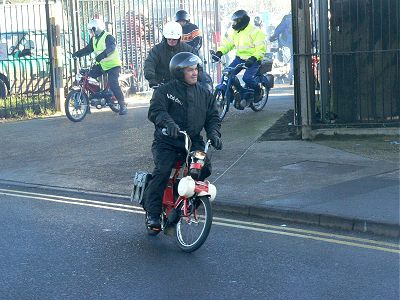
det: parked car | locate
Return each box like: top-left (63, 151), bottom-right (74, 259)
top-left (0, 30), bottom-right (50, 98)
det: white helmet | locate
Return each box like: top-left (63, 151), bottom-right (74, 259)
top-left (87, 19), bottom-right (106, 36)
top-left (163, 21), bottom-right (182, 39)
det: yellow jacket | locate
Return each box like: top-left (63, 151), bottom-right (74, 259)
top-left (218, 24), bottom-right (266, 61)
top-left (93, 32), bottom-right (121, 71)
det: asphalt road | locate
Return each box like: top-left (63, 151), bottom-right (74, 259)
top-left (0, 184), bottom-right (398, 300)
top-left (0, 88), bottom-right (289, 196)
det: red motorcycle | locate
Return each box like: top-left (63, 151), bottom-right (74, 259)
top-left (65, 61), bottom-right (121, 122)
top-left (131, 130), bottom-right (216, 252)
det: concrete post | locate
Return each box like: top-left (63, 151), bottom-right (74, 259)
top-left (50, 2), bottom-right (64, 114)
top-left (296, 0), bottom-right (315, 140)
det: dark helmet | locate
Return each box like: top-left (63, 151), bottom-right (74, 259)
top-left (231, 10), bottom-right (250, 31)
top-left (169, 52), bottom-right (202, 81)
top-left (254, 16), bottom-right (263, 27)
top-left (175, 10), bottom-right (190, 23)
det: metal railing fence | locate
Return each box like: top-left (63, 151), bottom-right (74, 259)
top-left (0, 2), bottom-right (53, 118)
top-left (293, 0), bottom-right (399, 127)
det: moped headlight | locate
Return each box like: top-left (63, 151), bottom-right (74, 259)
top-left (193, 150), bottom-right (206, 160)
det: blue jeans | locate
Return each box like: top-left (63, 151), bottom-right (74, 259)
top-left (228, 56), bottom-right (260, 89)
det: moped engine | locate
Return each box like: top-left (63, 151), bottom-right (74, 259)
top-left (90, 97), bottom-right (106, 109)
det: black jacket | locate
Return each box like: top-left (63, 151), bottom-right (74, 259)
top-left (148, 80), bottom-right (221, 147)
top-left (144, 39), bottom-right (198, 86)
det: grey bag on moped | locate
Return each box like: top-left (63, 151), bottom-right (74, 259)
top-left (130, 171), bottom-right (152, 205)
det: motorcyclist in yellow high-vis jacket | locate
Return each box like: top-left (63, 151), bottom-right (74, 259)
top-left (72, 19), bottom-right (127, 115)
top-left (213, 10), bottom-right (266, 102)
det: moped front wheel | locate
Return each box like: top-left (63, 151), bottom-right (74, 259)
top-left (213, 89), bottom-right (228, 120)
top-left (65, 90), bottom-right (89, 122)
top-left (176, 196), bottom-right (212, 253)
top-left (250, 87), bottom-right (269, 112)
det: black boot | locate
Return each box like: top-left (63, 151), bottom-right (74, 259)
top-left (145, 212), bottom-right (161, 235)
top-left (253, 86), bottom-right (263, 103)
top-left (119, 104), bottom-right (128, 115)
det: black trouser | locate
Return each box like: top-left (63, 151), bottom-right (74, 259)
top-left (143, 140), bottom-right (211, 216)
top-left (89, 65), bottom-right (125, 107)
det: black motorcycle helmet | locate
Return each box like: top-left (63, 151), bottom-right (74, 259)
top-left (231, 10), bottom-right (250, 31)
top-left (175, 10), bottom-right (190, 23)
top-left (169, 52), bottom-right (202, 81)
top-left (254, 16), bottom-right (263, 27)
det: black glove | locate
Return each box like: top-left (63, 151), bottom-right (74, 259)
top-left (245, 56), bottom-right (257, 68)
top-left (71, 52), bottom-right (79, 59)
top-left (212, 51), bottom-right (223, 62)
top-left (209, 135), bottom-right (223, 150)
top-left (166, 122), bottom-right (180, 139)
top-left (149, 80), bottom-right (158, 88)
top-left (95, 53), bottom-right (106, 63)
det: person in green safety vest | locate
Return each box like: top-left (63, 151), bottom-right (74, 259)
top-left (72, 18), bottom-right (127, 115)
top-left (212, 10), bottom-right (267, 103)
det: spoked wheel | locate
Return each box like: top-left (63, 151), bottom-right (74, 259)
top-left (250, 86), bottom-right (269, 112)
top-left (175, 196), bottom-right (212, 253)
top-left (65, 90), bottom-right (89, 122)
top-left (213, 89), bottom-right (228, 120)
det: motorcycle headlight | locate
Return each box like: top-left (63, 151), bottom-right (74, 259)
top-left (193, 150), bottom-right (206, 160)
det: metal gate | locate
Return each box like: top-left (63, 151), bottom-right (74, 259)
top-left (1, 0), bottom-right (217, 118)
top-left (292, 0), bottom-right (399, 129)
top-left (0, 2), bottom-right (53, 118)
top-left (62, 0), bottom-right (218, 94)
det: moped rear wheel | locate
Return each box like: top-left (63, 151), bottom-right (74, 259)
top-left (250, 87), bottom-right (269, 112)
top-left (213, 89), bottom-right (228, 120)
top-left (176, 196), bottom-right (212, 253)
top-left (65, 90), bottom-right (89, 122)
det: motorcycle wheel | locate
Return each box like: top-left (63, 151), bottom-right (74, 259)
top-left (250, 87), bottom-right (269, 112)
top-left (65, 90), bottom-right (89, 122)
top-left (175, 196), bottom-right (212, 253)
top-left (213, 89), bottom-right (228, 120)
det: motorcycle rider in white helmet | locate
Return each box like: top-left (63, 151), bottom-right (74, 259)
top-left (144, 21), bottom-right (198, 88)
top-left (72, 18), bottom-right (128, 115)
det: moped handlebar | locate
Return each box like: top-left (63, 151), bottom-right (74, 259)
top-left (161, 128), bottom-right (212, 153)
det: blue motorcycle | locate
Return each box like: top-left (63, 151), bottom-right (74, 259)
top-left (210, 50), bottom-right (274, 120)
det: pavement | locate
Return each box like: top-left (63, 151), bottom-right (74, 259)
top-left (0, 85), bottom-right (399, 237)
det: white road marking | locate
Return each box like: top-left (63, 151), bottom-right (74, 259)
top-left (0, 188), bottom-right (398, 253)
